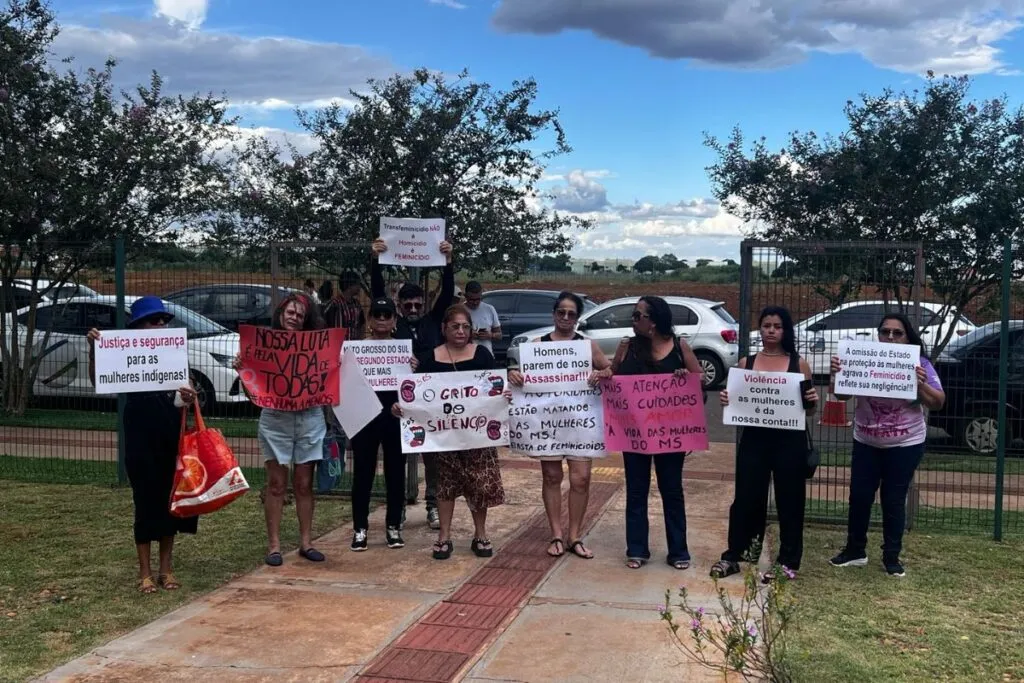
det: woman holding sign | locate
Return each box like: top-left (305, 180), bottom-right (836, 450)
top-left (508, 291), bottom-right (613, 559)
top-left (86, 297), bottom-right (199, 594)
top-left (392, 304), bottom-right (508, 561)
top-left (828, 313), bottom-right (944, 578)
top-left (712, 306), bottom-right (818, 582)
top-left (611, 296), bottom-right (702, 570)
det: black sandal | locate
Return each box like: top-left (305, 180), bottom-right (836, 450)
top-left (264, 551), bottom-right (283, 567)
top-left (471, 538), bottom-right (494, 558)
top-left (547, 538), bottom-right (565, 557)
top-left (568, 540), bottom-right (594, 559)
top-left (432, 540), bottom-right (453, 560)
top-left (709, 560), bottom-right (740, 579)
top-left (299, 547), bottom-right (325, 562)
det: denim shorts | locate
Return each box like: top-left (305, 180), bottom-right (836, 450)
top-left (258, 407), bottom-right (326, 467)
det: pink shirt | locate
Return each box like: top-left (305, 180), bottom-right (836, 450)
top-left (854, 357), bottom-right (942, 449)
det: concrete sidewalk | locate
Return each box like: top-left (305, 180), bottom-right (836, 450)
top-left (41, 458), bottom-right (745, 683)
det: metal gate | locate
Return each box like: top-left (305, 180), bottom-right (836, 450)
top-left (739, 241), bottom-right (925, 528)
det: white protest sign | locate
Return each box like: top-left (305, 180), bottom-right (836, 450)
top-left (834, 339), bottom-right (919, 400)
top-left (722, 368), bottom-right (806, 431)
top-left (518, 340), bottom-right (592, 393)
top-left (509, 385), bottom-right (605, 458)
top-left (342, 339), bottom-right (413, 391)
top-left (397, 369), bottom-right (509, 453)
top-left (334, 348), bottom-right (383, 437)
top-left (93, 328), bottom-right (189, 395)
top-left (379, 217), bottom-right (446, 268)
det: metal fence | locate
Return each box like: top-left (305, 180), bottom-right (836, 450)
top-left (739, 240), bottom-right (1022, 538)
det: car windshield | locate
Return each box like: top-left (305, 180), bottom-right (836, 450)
top-left (582, 298), bottom-right (598, 311)
top-left (712, 305), bottom-right (736, 324)
top-left (162, 302), bottom-right (230, 338)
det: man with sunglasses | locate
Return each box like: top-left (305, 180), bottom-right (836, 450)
top-left (370, 237), bottom-right (454, 530)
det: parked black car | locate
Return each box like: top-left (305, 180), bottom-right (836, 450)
top-left (928, 321), bottom-right (1024, 455)
top-left (164, 284), bottom-right (299, 332)
top-left (481, 289), bottom-right (596, 362)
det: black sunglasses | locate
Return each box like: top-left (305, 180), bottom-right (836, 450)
top-left (371, 310), bottom-right (394, 320)
top-left (555, 309), bottom-right (579, 320)
top-left (631, 311), bottom-right (650, 321)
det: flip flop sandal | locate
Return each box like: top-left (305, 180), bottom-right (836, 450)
top-left (471, 538), bottom-right (494, 558)
top-left (709, 560), bottom-right (740, 579)
top-left (670, 560), bottom-right (691, 570)
top-left (299, 547), bottom-right (326, 562)
top-left (625, 558), bottom-right (646, 569)
top-left (433, 540), bottom-right (454, 560)
top-left (265, 551), bottom-right (283, 567)
top-left (157, 573), bottom-right (181, 590)
top-left (568, 540), bottom-right (594, 559)
top-left (547, 538), bottom-right (565, 557)
top-left (138, 576), bottom-right (158, 594)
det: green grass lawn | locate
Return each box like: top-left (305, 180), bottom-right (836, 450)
top-left (0, 480), bottom-right (352, 683)
top-left (818, 446), bottom-right (1024, 476)
top-left (0, 408), bottom-right (258, 438)
top-left (788, 527), bottom-right (1024, 682)
top-left (801, 497), bottom-right (1024, 536)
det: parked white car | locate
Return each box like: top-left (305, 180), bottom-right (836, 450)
top-left (14, 279), bottom-right (100, 301)
top-left (7, 296), bottom-right (245, 409)
top-left (749, 300), bottom-right (976, 375)
top-left (508, 296), bottom-right (740, 388)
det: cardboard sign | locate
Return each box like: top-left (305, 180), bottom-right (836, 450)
top-left (603, 373), bottom-right (708, 454)
top-left (334, 348), bottom-right (383, 437)
top-left (398, 369), bottom-right (509, 453)
top-left (509, 385), bottom-right (605, 458)
top-left (518, 340), bottom-right (592, 393)
top-left (237, 326), bottom-right (345, 411)
top-left (93, 328), bottom-right (189, 394)
top-left (834, 339), bottom-right (919, 400)
top-left (722, 368), bottom-right (806, 431)
top-left (379, 217), bottom-right (446, 267)
top-left (342, 339), bottom-right (414, 391)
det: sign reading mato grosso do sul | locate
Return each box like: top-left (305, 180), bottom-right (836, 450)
top-left (398, 370), bottom-right (509, 453)
top-left (342, 339), bottom-right (414, 391)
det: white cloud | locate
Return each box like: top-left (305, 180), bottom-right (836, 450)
top-left (492, 0), bottom-right (1024, 74)
top-left (153, 0), bottom-right (207, 29)
top-left (429, 0), bottom-right (468, 8)
top-left (550, 169), bottom-right (610, 212)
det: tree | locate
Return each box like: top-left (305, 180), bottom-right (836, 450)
top-left (534, 253), bottom-right (571, 272)
top-left (589, 261), bottom-right (604, 273)
top-left (615, 263), bottom-right (628, 273)
top-left (633, 255), bottom-right (660, 274)
top-left (659, 253), bottom-right (681, 272)
top-left (0, 0), bottom-right (234, 413)
top-left (695, 258), bottom-right (712, 268)
top-left (706, 74), bottom-right (1024, 355)
top-left (228, 68), bottom-right (591, 279)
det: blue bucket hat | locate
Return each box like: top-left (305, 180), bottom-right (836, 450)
top-left (128, 296), bottom-right (174, 328)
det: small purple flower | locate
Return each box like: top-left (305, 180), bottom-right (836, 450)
top-left (783, 567), bottom-right (797, 580)
top-left (657, 605), bottom-right (668, 616)
top-left (690, 618), bottom-right (702, 630)
top-left (747, 625), bottom-right (757, 638)
top-left (697, 607), bottom-right (705, 616)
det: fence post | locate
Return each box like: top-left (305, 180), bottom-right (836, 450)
top-left (115, 237), bottom-right (127, 485)
top-left (994, 238), bottom-right (1011, 542)
top-left (905, 243), bottom-right (926, 531)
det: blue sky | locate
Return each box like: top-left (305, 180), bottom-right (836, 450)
top-left (48, 0), bottom-right (1024, 262)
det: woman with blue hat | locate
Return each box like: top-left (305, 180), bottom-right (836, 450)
top-left (88, 296), bottom-right (199, 594)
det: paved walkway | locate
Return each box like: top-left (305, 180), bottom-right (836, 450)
top-left (40, 456), bottom-right (744, 683)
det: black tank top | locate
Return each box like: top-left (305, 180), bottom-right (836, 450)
top-left (617, 337), bottom-right (685, 376)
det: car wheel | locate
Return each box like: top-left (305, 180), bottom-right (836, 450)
top-left (958, 410), bottom-right (1000, 455)
top-left (695, 351), bottom-right (725, 389)
top-left (190, 371), bottom-right (216, 413)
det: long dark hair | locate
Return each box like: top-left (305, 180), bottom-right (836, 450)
top-left (879, 312), bottom-right (926, 356)
top-left (272, 293), bottom-right (324, 331)
top-left (758, 305), bottom-right (797, 356)
top-left (632, 295), bottom-right (676, 370)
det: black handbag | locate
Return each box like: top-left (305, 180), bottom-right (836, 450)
top-left (805, 426), bottom-right (820, 479)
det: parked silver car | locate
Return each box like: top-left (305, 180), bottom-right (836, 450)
top-left (508, 296), bottom-right (739, 388)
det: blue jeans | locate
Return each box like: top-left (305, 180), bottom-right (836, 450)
top-left (316, 431), bottom-right (346, 493)
top-left (623, 452), bottom-right (689, 564)
top-left (845, 440), bottom-right (924, 557)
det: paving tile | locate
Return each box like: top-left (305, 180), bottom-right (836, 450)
top-left (419, 603), bottom-right (512, 630)
top-left (395, 624), bottom-right (493, 654)
top-left (363, 648), bottom-right (468, 682)
top-left (465, 567), bottom-right (546, 589)
top-left (447, 584), bottom-right (530, 608)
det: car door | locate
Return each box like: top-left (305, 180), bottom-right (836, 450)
top-left (669, 304), bottom-right (701, 344)
top-left (481, 292), bottom-right (519, 359)
top-left (22, 302), bottom-right (88, 397)
top-left (578, 303), bottom-right (636, 357)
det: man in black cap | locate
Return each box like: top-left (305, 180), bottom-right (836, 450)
top-left (370, 237), bottom-right (453, 530)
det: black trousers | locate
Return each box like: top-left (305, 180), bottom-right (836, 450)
top-left (721, 427), bottom-right (807, 570)
top-left (349, 411), bottom-right (405, 530)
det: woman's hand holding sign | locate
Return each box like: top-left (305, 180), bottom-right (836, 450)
top-left (587, 368), bottom-right (611, 387)
top-left (507, 369), bottom-right (524, 387)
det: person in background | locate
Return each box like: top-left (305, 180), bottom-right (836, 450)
top-left (507, 291), bottom-right (612, 559)
top-left (712, 306), bottom-right (818, 582)
top-left (372, 238), bottom-right (454, 531)
top-left (463, 281), bottom-right (502, 355)
top-left (611, 296), bottom-right (702, 571)
top-left (828, 313), bottom-right (945, 578)
top-left (303, 279), bottom-right (320, 305)
top-left (392, 304), bottom-right (509, 560)
top-left (349, 297), bottom-right (415, 551)
top-left (323, 272), bottom-right (365, 342)
top-left (236, 293), bottom-right (328, 567)
top-left (87, 296), bottom-right (198, 594)
top-left (318, 280), bottom-right (334, 314)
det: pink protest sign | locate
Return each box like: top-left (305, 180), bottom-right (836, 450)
top-left (602, 373), bottom-right (708, 453)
